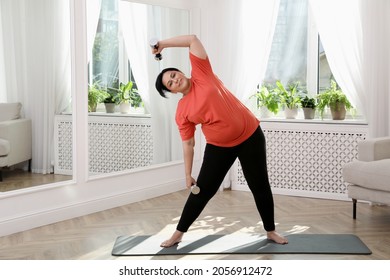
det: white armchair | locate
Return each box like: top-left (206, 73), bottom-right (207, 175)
top-left (0, 103), bottom-right (32, 181)
top-left (342, 137), bottom-right (390, 219)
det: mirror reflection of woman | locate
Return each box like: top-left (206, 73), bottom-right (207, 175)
top-left (153, 35), bottom-right (288, 247)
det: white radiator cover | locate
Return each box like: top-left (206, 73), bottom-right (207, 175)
top-left (54, 114), bottom-right (153, 175)
top-left (232, 120), bottom-right (368, 200)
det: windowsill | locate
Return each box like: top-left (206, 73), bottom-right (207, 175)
top-left (88, 112), bottom-right (151, 118)
top-left (260, 117), bottom-right (368, 125)
top-left (59, 112), bottom-right (151, 118)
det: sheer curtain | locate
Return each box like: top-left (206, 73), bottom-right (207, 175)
top-left (0, 0), bottom-right (71, 173)
top-left (360, 0), bottom-right (390, 137)
top-left (87, 0), bottom-right (101, 63)
top-left (0, 9), bottom-right (6, 102)
top-left (207, 0), bottom-right (280, 102)
top-left (310, 0), bottom-right (390, 137)
top-left (204, 0), bottom-right (280, 188)
top-left (119, 1), bottom-right (186, 164)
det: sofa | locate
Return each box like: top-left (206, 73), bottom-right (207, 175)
top-left (342, 137), bottom-right (390, 219)
top-left (0, 102), bottom-right (32, 181)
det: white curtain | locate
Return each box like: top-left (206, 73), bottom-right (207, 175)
top-left (203, 0), bottom-right (280, 188)
top-left (119, 1), bottom-right (187, 164)
top-left (233, 0), bottom-right (281, 101)
top-left (87, 0), bottom-right (101, 63)
top-left (118, 2), bottom-right (151, 109)
top-left (360, 0), bottom-right (390, 137)
top-left (206, 0), bottom-right (280, 102)
top-left (0, 0), bottom-right (71, 173)
top-left (0, 9), bottom-right (6, 102)
top-left (310, 0), bottom-right (390, 137)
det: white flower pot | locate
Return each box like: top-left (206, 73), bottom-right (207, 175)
top-left (119, 103), bottom-right (131, 114)
top-left (284, 107), bottom-right (298, 119)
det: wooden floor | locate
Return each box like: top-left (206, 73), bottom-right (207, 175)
top-left (0, 187), bottom-right (389, 260)
top-left (0, 169), bottom-right (71, 192)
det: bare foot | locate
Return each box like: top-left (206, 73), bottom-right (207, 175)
top-left (267, 231), bottom-right (288, 244)
top-left (160, 230), bottom-right (184, 248)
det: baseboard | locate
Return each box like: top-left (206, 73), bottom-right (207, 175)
top-left (232, 184), bottom-right (349, 201)
top-left (0, 180), bottom-right (184, 237)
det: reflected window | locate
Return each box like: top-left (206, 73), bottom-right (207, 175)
top-left (89, 0), bottom-right (138, 113)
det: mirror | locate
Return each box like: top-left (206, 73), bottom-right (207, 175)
top-left (0, 0), bottom-right (191, 192)
top-left (84, 0), bottom-right (190, 177)
top-left (0, 0), bottom-right (73, 192)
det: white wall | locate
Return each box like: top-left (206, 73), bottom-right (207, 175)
top-left (0, 0), bottom-right (204, 237)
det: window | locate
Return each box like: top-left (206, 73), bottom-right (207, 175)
top-left (264, 0), bottom-right (308, 89)
top-left (262, 0), bottom-right (360, 119)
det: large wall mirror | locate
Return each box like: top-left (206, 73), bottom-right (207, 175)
top-left (83, 0), bottom-right (190, 178)
top-left (0, 0), bottom-right (192, 193)
top-left (0, 0), bottom-right (73, 192)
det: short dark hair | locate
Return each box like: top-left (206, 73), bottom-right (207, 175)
top-left (155, 67), bottom-right (181, 98)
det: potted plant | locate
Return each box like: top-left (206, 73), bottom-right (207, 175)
top-left (103, 87), bottom-right (118, 113)
top-left (251, 84), bottom-right (280, 118)
top-left (130, 91), bottom-right (144, 113)
top-left (88, 82), bottom-right (109, 112)
top-left (114, 81), bottom-right (140, 114)
top-left (300, 95), bottom-right (316, 119)
top-left (316, 80), bottom-right (353, 120)
top-left (275, 81), bottom-right (301, 119)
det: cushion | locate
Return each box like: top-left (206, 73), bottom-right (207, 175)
top-left (342, 159), bottom-right (390, 192)
top-left (0, 102), bottom-right (22, 122)
top-left (0, 138), bottom-right (10, 156)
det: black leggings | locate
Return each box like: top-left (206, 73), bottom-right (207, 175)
top-left (176, 126), bottom-right (276, 232)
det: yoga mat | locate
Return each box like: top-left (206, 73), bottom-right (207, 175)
top-left (111, 233), bottom-right (371, 256)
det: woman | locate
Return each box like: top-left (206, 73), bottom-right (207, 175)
top-left (153, 35), bottom-right (288, 247)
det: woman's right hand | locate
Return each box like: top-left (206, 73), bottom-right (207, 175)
top-left (186, 176), bottom-right (196, 189)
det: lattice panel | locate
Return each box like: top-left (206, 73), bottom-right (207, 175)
top-left (56, 121), bottom-right (73, 172)
top-left (235, 128), bottom-right (367, 197)
top-left (54, 116), bottom-right (153, 175)
top-left (88, 122), bottom-right (153, 174)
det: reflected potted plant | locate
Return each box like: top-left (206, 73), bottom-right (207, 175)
top-left (114, 81), bottom-right (140, 114)
top-left (316, 80), bottom-right (353, 120)
top-left (130, 91), bottom-right (144, 113)
top-left (300, 95), bottom-right (317, 119)
top-left (88, 82), bottom-right (109, 112)
top-left (103, 92), bottom-right (117, 113)
top-left (103, 80), bottom-right (119, 113)
top-left (275, 81), bottom-right (301, 119)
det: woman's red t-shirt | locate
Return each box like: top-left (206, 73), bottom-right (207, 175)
top-left (175, 53), bottom-right (260, 147)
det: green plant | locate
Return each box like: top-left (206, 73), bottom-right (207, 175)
top-left (88, 82), bottom-right (110, 112)
top-left (275, 81), bottom-right (301, 109)
top-left (316, 80), bottom-right (352, 119)
top-left (103, 87), bottom-right (118, 104)
top-left (300, 95), bottom-right (316, 109)
top-left (114, 81), bottom-right (143, 108)
top-left (103, 78), bottom-right (119, 104)
top-left (252, 84), bottom-right (280, 114)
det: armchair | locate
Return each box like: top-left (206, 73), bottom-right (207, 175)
top-left (0, 103), bottom-right (32, 181)
top-left (342, 137), bottom-right (390, 219)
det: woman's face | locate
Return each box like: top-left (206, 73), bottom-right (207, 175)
top-left (162, 70), bottom-right (191, 94)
